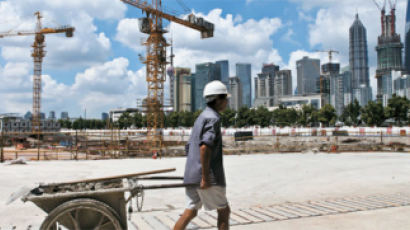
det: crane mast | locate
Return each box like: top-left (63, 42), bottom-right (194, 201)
top-left (32, 12), bottom-right (46, 133)
top-left (0, 11), bottom-right (74, 134)
top-left (121, 0), bottom-right (214, 156)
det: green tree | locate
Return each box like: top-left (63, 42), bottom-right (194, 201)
top-left (132, 112), bottom-right (144, 128)
top-left (340, 99), bottom-right (361, 126)
top-left (72, 119), bottom-right (81, 130)
top-left (298, 104), bottom-right (319, 127)
top-left (193, 110), bottom-right (202, 121)
top-left (220, 108), bottom-right (236, 127)
top-left (236, 107), bottom-right (252, 127)
top-left (179, 111), bottom-right (195, 127)
top-left (166, 112), bottom-right (180, 128)
top-left (385, 94), bottom-right (410, 126)
top-left (272, 105), bottom-right (298, 127)
top-left (318, 104), bottom-right (337, 127)
top-left (118, 112), bottom-right (132, 129)
top-left (253, 106), bottom-right (272, 127)
top-left (361, 101), bottom-right (386, 126)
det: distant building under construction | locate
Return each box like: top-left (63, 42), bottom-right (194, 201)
top-left (375, 4), bottom-right (404, 105)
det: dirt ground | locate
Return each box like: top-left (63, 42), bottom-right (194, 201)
top-left (1, 152), bottom-right (410, 229)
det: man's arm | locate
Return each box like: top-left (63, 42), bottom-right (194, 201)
top-left (200, 144), bottom-right (212, 189)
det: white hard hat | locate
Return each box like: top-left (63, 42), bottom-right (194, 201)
top-left (203, 80), bottom-right (230, 98)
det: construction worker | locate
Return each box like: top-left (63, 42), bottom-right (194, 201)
top-left (174, 80), bottom-right (231, 230)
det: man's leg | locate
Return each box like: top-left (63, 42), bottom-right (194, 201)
top-left (174, 209), bottom-right (198, 230)
top-left (217, 205), bottom-right (230, 230)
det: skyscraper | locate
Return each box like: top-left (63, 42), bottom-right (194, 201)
top-left (173, 67), bottom-right (192, 112)
top-left (350, 13), bottom-right (370, 89)
top-left (254, 64), bottom-right (279, 107)
top-left (216, 60), bottom-right (229, 86)
top-left (101, 112), bottom-right (109, 121)
top-left (375, 6), bottom-right (404, 105)
top-left (192, 62), bottom-right (220, 111)
top-left (296, 57), bottom-right (320, 95)
top-left (236, 63), bottom-right (252, 107)
top-left (341, 70), bottom-right (353, 106)
top-left (228, 77), bottom-right (242, 111)
top-left (405, 0), bottom-right (410, 72)
top-left (49, 111), bottom-right (56, 120)
top-left (274, 70), bottom-right (293, 103)
top-left (61, 112), bottom-right (69, 120)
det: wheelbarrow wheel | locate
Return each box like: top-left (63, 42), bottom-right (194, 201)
top-left (40, 198), bottom-right (123, 230)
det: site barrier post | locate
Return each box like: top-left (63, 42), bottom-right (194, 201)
top-left (75, 130), bottom-right (78, 160)
top-left (37, 132), bottom-right (40, 161)
top-left (126, 136), bottom-right (129, 156)
top-left (85, 131), bottom-right (88, 160)
top-left (0, 130), bottom-right (4, 163)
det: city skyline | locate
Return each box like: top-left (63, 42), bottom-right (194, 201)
top-left (0, 0), bottom-right (408, 118)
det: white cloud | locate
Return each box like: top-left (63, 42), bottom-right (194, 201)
top-left (115, 18), bottom-right (147, 52)
top-left (0, 0), bottom-right (123, 70)
top-left (0, 57), bottom-right (147, 117)
top-left (116, 9), bottom-right (284, 72)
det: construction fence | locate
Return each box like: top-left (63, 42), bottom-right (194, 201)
top-left (0, 127), bottom-right (409, 162)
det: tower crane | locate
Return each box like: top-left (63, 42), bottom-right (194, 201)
top-left (120, 0), bottom-right (214, 155)
top-left (315, 49), bottom-right (339, 63)
top-left (0, 12), bottom-right (74, 134)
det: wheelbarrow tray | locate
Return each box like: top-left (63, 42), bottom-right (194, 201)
top-left (25, 181), bottom-right (129, 229)
top-left (21, 168), bottom-right (186, 229)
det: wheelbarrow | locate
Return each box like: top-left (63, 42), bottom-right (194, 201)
top-left (19, 168), bottom-right (187, 230)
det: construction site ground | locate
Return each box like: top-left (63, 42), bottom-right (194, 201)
top-left (2, 152), bottom-right (410, 229)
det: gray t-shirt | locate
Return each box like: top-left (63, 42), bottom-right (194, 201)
top-left (183, 106), bottom-right (226, 186)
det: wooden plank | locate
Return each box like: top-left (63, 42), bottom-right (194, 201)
top-left (240, 208), bottom-right (274, 221)
top-left (290, 203), bottom-right (327, 216)
top-left (365, 197), bottom-right (398, 207)
top-left (206, 211), bottom-right (239, 226)
top-left (191, 215), bottom-right (214, 228)
top-left (375, 195), bottom-right (410, 205)
top-left (230, 211), bottom-right (253, 224)
top-left (275, 205), bottom-right (312, 217)
top-left (198, 212), bottom-right (217, 227)
top-left (300, 202), bottom-right (338, 214)
top-left (317, 200), bottom-right (356, 212)
top-left (233, 209), bottom-right (265, 223)
top-left (143, 215), bottom-right (170, 230)
top-left (264, 206), bottom-right (300, 219)
top-left (335, 199), bottom-right (374, 210)
top-left (251, 207), bottom-right (288, 220)
top-left (56, 168), bottom-right (176, 185)
top-left (314, 200), bottom-right (353, 212)
top-left (283, 203), bottom-right (321, 216)
top-left (327, 200), bottom-right (366, 211)
top-left (155, 214), bottom-right (177, 229)
top-left (130, 214), bottom-right (154, 230)
top-left (337, 199), bottom-right (377, 210)
top-left (369, 196), bottom-right (409, 206)
top-left (349, 198), bottom-right (391, 208)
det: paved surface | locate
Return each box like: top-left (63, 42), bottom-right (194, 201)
top-left (126, 192), bottom-right (410, 230)
top-left (5, 192), bottom-right (410, 229)
top-left (2, 153), bottom-right (410, 229)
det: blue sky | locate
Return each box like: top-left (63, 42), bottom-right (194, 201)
top-left (0, 0), bottom-right (407, 118)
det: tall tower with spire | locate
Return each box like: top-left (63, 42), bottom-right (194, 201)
top-left (350, 13), bottom-right (370, 89)
top-left (405, 0), bottom-right (410, 72)
top-left (349, 13), bottom-right (371, 106)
